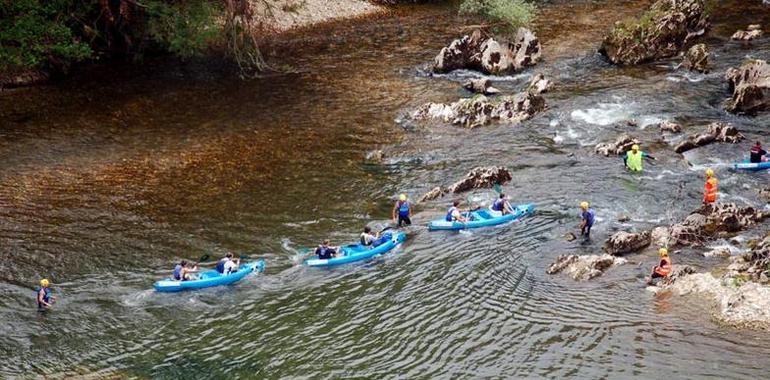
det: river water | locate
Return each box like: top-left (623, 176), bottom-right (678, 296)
top-left (2, 0), bottom-right (770, 378)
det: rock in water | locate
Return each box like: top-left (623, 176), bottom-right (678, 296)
top-left (651, 203), bottom-right (769, 247)
top-left (731, 24), bottom-right (764, 41)
top-left (681, 43), bottom-right (709, 73)
top-left (595, 135), bottom-right (640, 156)
top-left (527, 73), bottom-right (552, 94)
top-left (657, 265), bottom-right (697, 287)
top-left (447, 166), bottom-right (512, 194)
top-left (462, 78), bottom-right (500, 95)
top-left (419, 186), bottom-right (446, 202)
top-left (674, 122), bottom-right (744, 153)
top-left (600, 0), bottom-right (708, 65)
top-left (659, 120), bottom-right (682, 133)
top-left (724, 59), bottom-right (770, 115)
top-left (412, 92), bottom-right (546, 128)
top-left (547, 254), bottom-right (627, 281)
top-left (365, 150), bottom-right (385, 163)
top-left (433, 28), bottom-right (541, 75)
top-left (604, 231), bottom-right (652, 255)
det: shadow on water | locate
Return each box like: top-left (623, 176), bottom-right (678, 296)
top-left (2, 0), bottom-right (770, 377)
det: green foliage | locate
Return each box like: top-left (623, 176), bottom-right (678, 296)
top-left (0, 0), bottom-right (91, 72)
top-left (145, 0), bottom-right (221, 60)
top-left (459, 0), bottom-right (537, 30)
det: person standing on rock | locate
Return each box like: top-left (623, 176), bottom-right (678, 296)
top-left (646, 248), bottom-right (672, 285)
top-left (703, 168), bottom-right (718, 205)
top-left (392, 194), bottom-right (412, 228)
top-left (579, 202), bottom-right (595, 241)
top-left (623, 144), bottom-right (655, 172)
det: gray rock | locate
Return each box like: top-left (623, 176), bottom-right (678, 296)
top-left (674, 122), bottom-right (744, 153)
top-left (527, 73), bottom-right (552, 95)
top-left (595, 135), bottom-right (640, 156)
top-left (725, 59), bottom-right (770, 115)
top-left (433, 28), bottom-right (541, 75)
top-left (462, 78), bottom-right (500, 95)
top-left (659, 120), bottom-right (682, 133)
top-left (547, 254), bottom-right (627, 281)
top-left (681, 43), bottom-right (709, 73)
top-left (412, 92), bottom-right (546, 129)
top-left (419, 166), bottom-right (512, 201)
top-left (604, 231), bottom-right (652, 255)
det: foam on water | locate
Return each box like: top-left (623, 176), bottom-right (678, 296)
top-left (570, 102), bottom-right (634, 126)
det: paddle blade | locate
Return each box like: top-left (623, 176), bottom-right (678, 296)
top-left (199, 254), bottom-right (210, 263)
top-left (493, 183), bottom-right (502, 194)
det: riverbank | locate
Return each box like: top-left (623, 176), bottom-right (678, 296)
top-left (256, 0), bottom-right (384, 33)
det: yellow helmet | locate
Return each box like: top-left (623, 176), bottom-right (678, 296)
top-left (580, 201), bottom-right (589, 209)
top-left (705, 168), bottom-right (715, 177)
top-left (631, 144), bottom-right (640, 151)
top-left (399, 194), bottom-right (407, 201)
top-left (40, 279), bottom-right (49, 287)
top-left (659, 248), bottom-right (668, 257)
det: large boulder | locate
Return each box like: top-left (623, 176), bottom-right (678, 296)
top-left (680, 43), bottom-right (709, 73)
top-left (674, 122), bottom-right (744, 153)
top-left (433, 28), bottom-right (541, 75)
top-left (419, 166), bottom-right (512, 201)
top-left (595, 135), bottom-right (640, 156)
top-left (651, 203), bottom-right (769, 247)
top-left (724, 59), bottom-right (770, 115)
top-left (412, 92), bottom-right (546, 128)
top-left (600, 0), bottom-right (708, 65)
top-left (547, 254), bottom-right (627, 281)
top-left (604, 231), bottom-right (652, 255)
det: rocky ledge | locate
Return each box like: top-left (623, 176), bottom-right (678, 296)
top-left (419, 166), bottom-right (512, 202)
top-left (673, 122), bottom-right (743, 153)
top-left (433, 28), bottom-right (541, 75)
top-left (547, 254), bottom-right (627, 281)
top-left (600, 0), bottom-right (708, 65)
top-left (651, 203), bottom-right (769, 247)
top-left (595, 135), bottom-right (640, 156)
top-left (412, 91), bottom-right (546, 129)
top-left (725, 59), bottom-right (770, 115)
top-left (604, 231), bottom-right (652, 255)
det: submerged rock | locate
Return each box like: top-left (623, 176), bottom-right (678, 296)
top-left (724, 59), bottom-right (770, 115)
top-left (673, 122), bottom-right (744, 153)
top-left (433, 28), bottom-right (541, 75)
top-left (651, 203), bottom-right (769, 247)
top-left (419, 166), bottom-right (512, 202)
top-left (659, 120), bottom-right (682, 133)
top-left (657, 265), bottom-right (697, 287)
top-left (600, 0), bottom-right (709, 65)
top-left (547, 254), bottom-right (627, 281)
top-left (463, 78), bottom-right (500, 95)
top-left (412, 92), bottom-right (546, 128)
top-left (527, 73), bottom-right (552, 94)
top-left (604, 231), bottom-right (652, 255)
top-left (595, 135), bottom-right (640, 156)
top-left (680, 43), bottom-right (709, 73)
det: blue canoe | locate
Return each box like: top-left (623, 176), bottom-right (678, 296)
top-left (154, 260), bottom-right (265, 292)
top-left (428, 204), bottom-right (535, 231)
top-left (304, 231), bottom-right (407, 267)
top-left (732, 159), bottom-right (770, 171)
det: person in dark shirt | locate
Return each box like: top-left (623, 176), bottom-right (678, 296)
top-left (750, 141), bottom-right (768, 163)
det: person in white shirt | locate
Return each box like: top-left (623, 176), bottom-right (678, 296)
top-left (216, 252), bottom-right (240, 275)
top-left (360, 226), bottom-right (379, 246)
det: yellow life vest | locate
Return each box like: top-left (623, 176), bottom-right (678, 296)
top-left (626, 150), bottom-right (643, 172)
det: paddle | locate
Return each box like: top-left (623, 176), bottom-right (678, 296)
top-left (194, 254), bottom-right (210, 266)
top-left (493, 183), bottom-right (502, 194)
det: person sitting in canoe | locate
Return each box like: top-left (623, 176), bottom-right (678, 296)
top-left (360, 226), bottom-right (379, 247)
top-left (446, 200), bottom-right (468, 223)
top-left (750, 141), bottom-right (768, 163)
top-left (491, 193), bottom-right (512, 215)
top-left (392, 194), bottom-right (412, 228)
top-left (216, 252), bottom-right (240, 275)
top-left (315, 239), bottom-right (341, 259)
top-left (173, 260), bottom-right (198, 281)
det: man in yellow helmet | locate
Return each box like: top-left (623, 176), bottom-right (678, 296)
top-left (703, 168), bottom-right (718, 205)
top-left (646, 248), bottom-right (672, 285)
top-left (392, 194), bottom-right (412, 227)
top-left (623, 144), bottom-right (656, 172)
top-left (37, 279), bottom-right (54, 311)
top-left (579, 201), bottom-right (595, 241)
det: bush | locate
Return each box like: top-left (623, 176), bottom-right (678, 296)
top-left (145, 0), bottom-right (221, 60)
top-left (459, 0), bottom-right (537, 30)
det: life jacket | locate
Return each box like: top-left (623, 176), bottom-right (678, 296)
top-left (582, 209), bottom-right (595, 227)
top-left (445, 206), bottom-right (458, 222)
top-left (216, 258), bottom-right (228, 274)
top-left (173, 264), bottom-right (183, 280)
top-left (626, 150), bottom-right (643, 172)
top-left (397, 201), bottom-right (410, 217)
top-left (317, 246), bottom-right (334, 260)
top-left (750, 146), bottom-right (766, 163)
top-left (655, 256), bottom-right (672, 276)
top-left (704, 177), bottom-right (718, 203)
top-left (37, 287), bottom-right (51, 309)
top-left (492, 199), bottom-right (504, 212)
top-left (373, 232), bottom-right (391, 247)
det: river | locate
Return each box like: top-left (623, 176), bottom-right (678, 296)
top-left (2, 0), bottom-right (770, 378)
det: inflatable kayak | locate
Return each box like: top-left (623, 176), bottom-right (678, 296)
top-left (154, 260), bottom-right (265, 292)
top-left (304, 231), bottom-right (407, 267)
top-left (732, 159), bottom-right (770, 171)
top-left (428, 204), bottom-right (535, 231)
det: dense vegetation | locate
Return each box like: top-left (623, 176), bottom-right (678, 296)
top-left (459, 0), bottom-right (536, 31)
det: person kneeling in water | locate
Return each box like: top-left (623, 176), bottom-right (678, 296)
top-left (646, 248), bottom-right (672, 285)
top-left (446, 200), bottom-right (468, 223)
top-left (491, 193), bottom-right (512, 215)
top-left (360, 226), bottom-right (379, 247)
top-left (316, 239), bottom-right (341, 259)
top-left (173, 260), bottom-right (198, 281)
top-left (216, 252), bottom-right (240, 275)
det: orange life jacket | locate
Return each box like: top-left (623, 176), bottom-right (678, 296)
top-left (704, 177), bottom-right (718, 203)
top-left (655, 256), bottom-right (672, 276)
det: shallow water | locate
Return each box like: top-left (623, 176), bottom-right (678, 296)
top-left (2, 0), bottom-right (770, 378)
